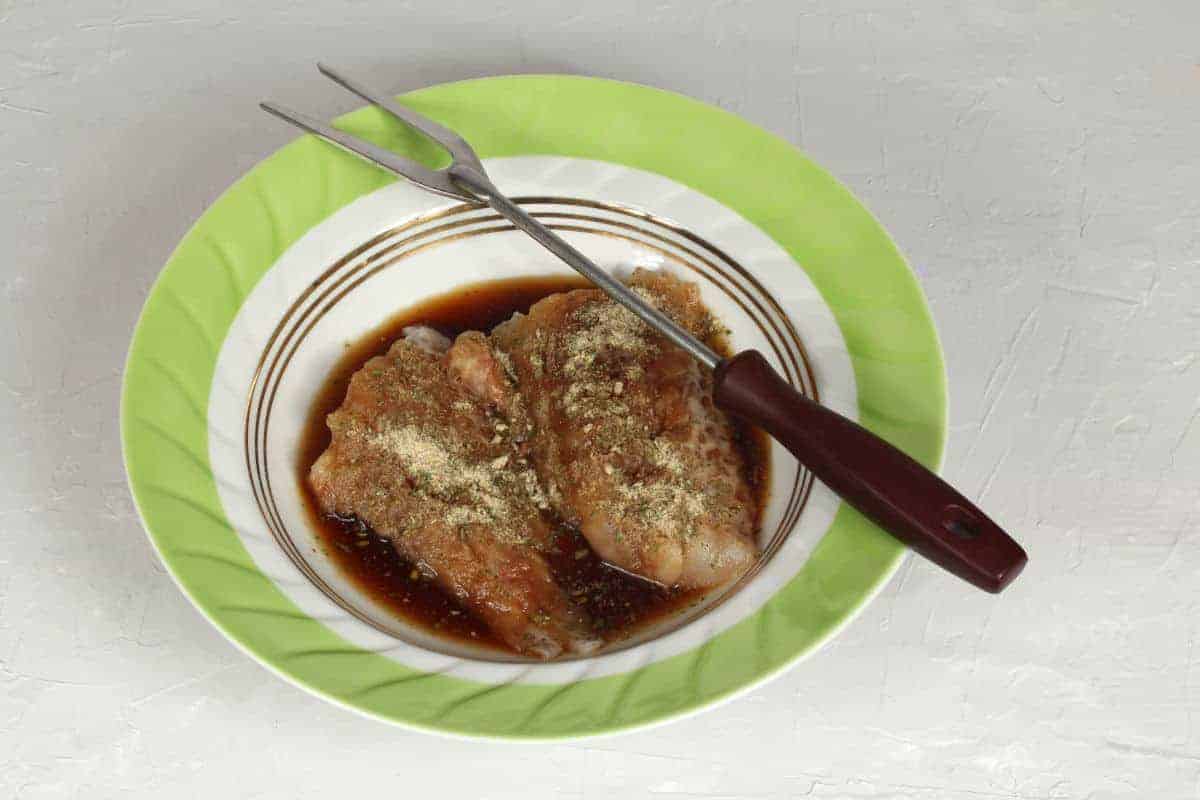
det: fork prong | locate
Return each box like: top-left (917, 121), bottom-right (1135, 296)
top-left (315, 63), bottom-right (485, 173)
top-left (259, 101), bottom-right (473, 201)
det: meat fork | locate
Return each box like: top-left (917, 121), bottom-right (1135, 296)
top-left (262, 65), bottom-right (1028, 593)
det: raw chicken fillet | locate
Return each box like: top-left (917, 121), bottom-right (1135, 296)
top-left (309, 330), bottom-right (594, 658)
top-left (491, 270), bottom-right (759, 588)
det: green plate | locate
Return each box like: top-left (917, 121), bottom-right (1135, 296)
top-left (121, 75), bottom-right (945, 738)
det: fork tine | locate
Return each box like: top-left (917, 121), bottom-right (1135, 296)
top-left (316, 63), bottom-right (485, 173)
top-left (259, 101), bottom-right (473, 200)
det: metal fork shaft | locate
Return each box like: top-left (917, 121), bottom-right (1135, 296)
top-left (449, 165), bottom-right (722, 370)
top-left (264, 67), bottom-right (720, 369)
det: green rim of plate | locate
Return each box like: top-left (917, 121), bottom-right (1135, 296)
top-left (121, 75), bottom-right (945, 739)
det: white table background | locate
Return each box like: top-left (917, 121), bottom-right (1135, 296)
top-left (2, 1), bottom-right (1198, 797)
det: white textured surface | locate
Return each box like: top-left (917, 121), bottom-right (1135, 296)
top-left (2, 0), bottom-right (1198, 797)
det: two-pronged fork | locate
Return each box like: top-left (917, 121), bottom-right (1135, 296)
top-left (262, 64), bottom-right (1027, 593)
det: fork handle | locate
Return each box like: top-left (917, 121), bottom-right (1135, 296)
top-left (714, 350), bottom-right (1027, 593)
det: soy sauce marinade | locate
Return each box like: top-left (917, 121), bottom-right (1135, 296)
top-left (297, 276), bottom-right (769, 655)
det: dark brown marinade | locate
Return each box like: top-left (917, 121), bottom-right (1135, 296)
top-left (298, 276), bottom-right (769, 655)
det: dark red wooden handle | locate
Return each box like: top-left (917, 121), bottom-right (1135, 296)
top-left (714, 350), bottom-right (1026, 593)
